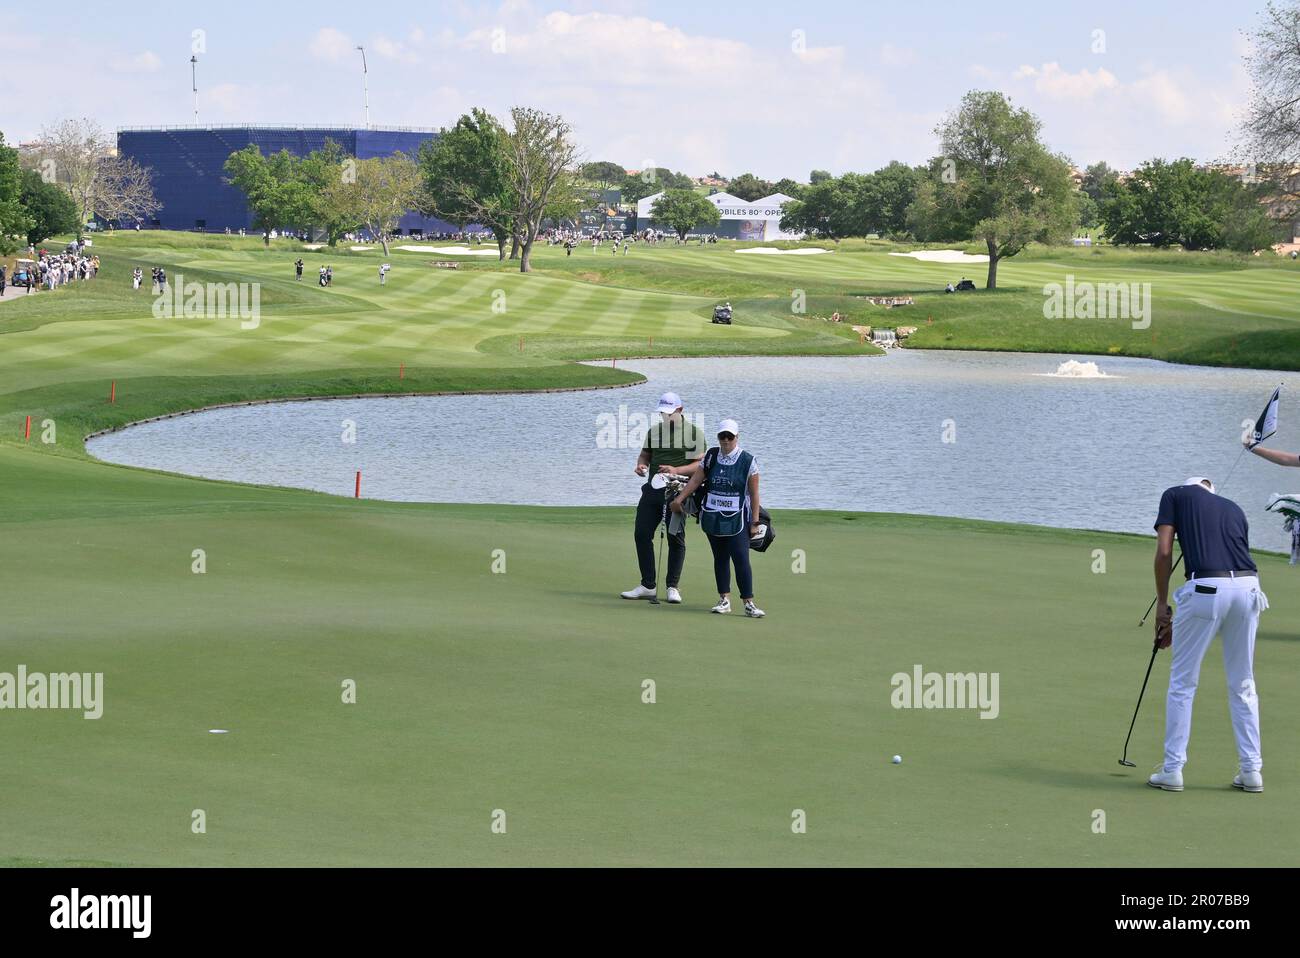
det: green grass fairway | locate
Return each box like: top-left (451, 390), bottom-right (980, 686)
top-left (2, 232), bottom-right (1299, 867)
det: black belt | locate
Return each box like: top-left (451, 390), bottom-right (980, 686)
top-left (1187, 570), bottom-right (1256, 580)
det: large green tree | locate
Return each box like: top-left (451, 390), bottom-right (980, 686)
top-left (224, 146), bottom-right (315, 245)
top-left (579, 161), bottom-right (626, 189)
top-left (0, 132), bottom-right (31, 254)
top-left (419, 109), bottom-right (515, 259)
top-left (621, 168), bottom-right (692, 205)
top-left (727, 172), bottom-right (774, 201)
top-left (1100, 158), bottom-right (1280, 251)
top-left (19, 167), bottom-right (78, 245)
top-left (650, 189), bottom-right (721, 239)
top-left (907, 90), bottom-right (1076, 288)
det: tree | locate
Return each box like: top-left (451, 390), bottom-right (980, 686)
top-left (497, 107), bottom-right (581, 273)
top-left (24, 118), bottom-right (114, 237)
top-left (224, 146), bottom-right (311, 245)
top-left (770, 177), bottom-right (804, 198)
top-left (1238, 3), bottom-right (1300, 179)
top-left (727, 172), bottom-right (773, 201)
top-left (809, 169), bottom-right (832, 185)
top-left (299, 139), bottom-right (355, 245)
top-left (0, 133), bottom-right (30, 254)
top-left (1074, 190), bottom-right (1099, 230)
top-left (93, 155), bottom-right (161, 230)
top-left (19, 168), bottom-right (79, 244)
top-left (323, 153), bottom-right (425, 256)
top-left (906, 91), bottom-right (1076, 288)
top-left (1081, 161), bottom-right (1119, 202)
top-left (650, 189), bottom-right (720, 239)
top-left (419, 109), bottom-right (515, 259)
top-left (621, 167), bottom-right (692, 205)
top-left (779, 174), bottom-right (869, 240)
top-left (579, 161), bottom-right (626, 189)
top-left (1100, 157), bottom-right (1279, 251)
top-left (861, 161), bottom-right (921, 236)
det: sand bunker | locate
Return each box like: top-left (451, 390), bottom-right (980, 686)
top-left (889, 249), bottom-right (990, 264)
top-left (735, 247), bottom-right (832, 256)
top-left (396, 245), bottom-right (500, 256)
top-left (350, 245), bottom-right (375, 251)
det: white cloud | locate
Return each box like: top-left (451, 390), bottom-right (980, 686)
top-left (309, 27), bottom-right (354, 63)
top-left (1013, 62), bottom-right (1119, 99)
top-left (110, 51), bottom-right (162, 74)
top-left (372, 35), bottom-right (419, 64)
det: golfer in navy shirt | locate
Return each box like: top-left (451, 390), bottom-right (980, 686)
top-left (1148, 477), bottom-right (1268, 793)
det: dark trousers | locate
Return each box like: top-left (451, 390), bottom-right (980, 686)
top-left (707, 531), bottom-right (753, 600)
top-left (635, 484), bottom-right (685, 589)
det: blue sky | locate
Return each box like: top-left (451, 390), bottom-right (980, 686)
top-left (0, 0), bottom-right (1264, 178)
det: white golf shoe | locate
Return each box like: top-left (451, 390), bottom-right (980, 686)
top-left (1147, 769), bottom-right (1184, 792)
top-left (710, 597), bottom-right (731, 614)
top-left (621, 585), bottom-right (657, 600)
top-left (744, 600), bottom-right (765, 618)
top-left (1232, 770), bottom-right (1264, 793)
top-left (666, 587), bottom-right (682, 604)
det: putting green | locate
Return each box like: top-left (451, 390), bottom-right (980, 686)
top-left (1, 233), bottom-right (1297, 866)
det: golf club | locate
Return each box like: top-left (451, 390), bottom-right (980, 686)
top-left (647, 473), bottom-right (690, 606)
top-left (1119, 637), bottom-right (1161, 767)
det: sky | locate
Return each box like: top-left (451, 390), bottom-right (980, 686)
top-left (0, 0), bottom-right (1266, 179)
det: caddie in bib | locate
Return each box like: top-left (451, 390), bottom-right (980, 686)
top-left (668, 418), bottom-right (766, 618)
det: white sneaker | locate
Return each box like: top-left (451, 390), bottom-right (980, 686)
top-left (1232, 770), bottom-right (1264, 793)
top-left (710, 597), bottom-right (731, 614)
top-left (666, 587), bottom-right (682, 604)
top-left (744, 601), bottom-right (765, 618)
top-left (621, 585), bottom-right (657, 600)
top-left (1147, 768), bottom-right (1184, 792)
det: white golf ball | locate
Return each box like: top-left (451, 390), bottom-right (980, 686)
top-left (891, 755), bottom-right (902, 764)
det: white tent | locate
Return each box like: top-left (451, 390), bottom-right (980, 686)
top-left (636, 190), bottom-right (801, 241)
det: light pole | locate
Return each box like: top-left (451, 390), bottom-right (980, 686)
top-left (190, 55), bottom-right (199, 123)
top-left (356, 46), bottom-right (369, 128)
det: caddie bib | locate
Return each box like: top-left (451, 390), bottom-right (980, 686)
top-left (700, 449), bottom-right (752, 537)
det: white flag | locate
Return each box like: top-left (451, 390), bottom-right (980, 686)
top-left (1253, 384), bottom-right (1283, 445)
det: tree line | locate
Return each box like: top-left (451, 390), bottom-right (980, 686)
top-left (1, 118), bottom-right (161, 253)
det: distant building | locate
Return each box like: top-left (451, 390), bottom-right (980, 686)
top-left (635, 190), bottom-right (801, 240)
top-left (116, 125), bottom-right (458, 234)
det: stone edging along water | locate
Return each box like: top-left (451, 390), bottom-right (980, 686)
top-left (82, 379), bottom-right (640, 443)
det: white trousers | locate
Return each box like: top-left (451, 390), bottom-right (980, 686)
top-left (1164, 575), bottom-right (1267, 772)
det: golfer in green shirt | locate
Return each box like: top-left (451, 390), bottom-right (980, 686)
top-left (621, 391), bottom-right (705, 603)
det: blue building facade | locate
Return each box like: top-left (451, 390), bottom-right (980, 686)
top-left (116, 125), bottom-right (457, 234)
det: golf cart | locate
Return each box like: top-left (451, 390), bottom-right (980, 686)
top-left (955, 278), bottom-right (977, 291)
top-left (712, 302), bottom-right (733, 324)
top-left (12, 259), bottom-right (36, 288)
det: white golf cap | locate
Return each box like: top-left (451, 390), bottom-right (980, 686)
top-left (1185, 476), bottom-right (1216, 493)
top-left (657, 391), bottom-right (682, 413)
top-left (717, 418), bottom-right (740, 436)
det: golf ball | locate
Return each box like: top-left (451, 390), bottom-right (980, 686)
top-left (892, 755), bottom-right (902, 764)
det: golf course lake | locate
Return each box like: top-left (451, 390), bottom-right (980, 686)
top-left (87, 350), bottom-right (1299, 550)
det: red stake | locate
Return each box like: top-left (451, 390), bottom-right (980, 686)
top-left (109, 381), bottom-right (116, 404)
top-left (355, 471), bottom-right (361, 498)
top-left (399, 362), bottom-right (405, 380)
top-left (24, 415), bottom-right (31, 441)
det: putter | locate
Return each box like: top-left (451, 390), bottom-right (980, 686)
top-left (1119, 637), bottom-right (1161, 767)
